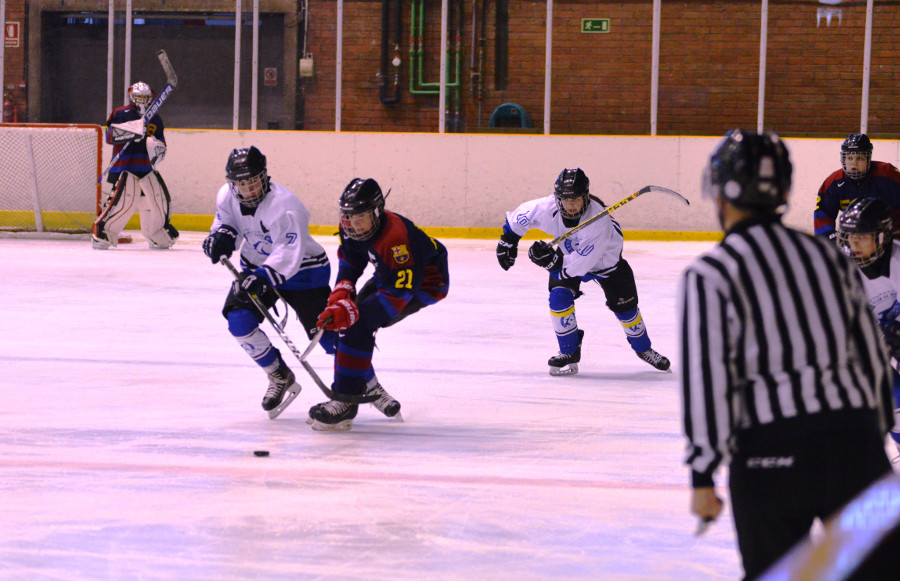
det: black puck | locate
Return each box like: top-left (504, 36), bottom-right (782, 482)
top-left (253, 450), bottom-right (270, 457)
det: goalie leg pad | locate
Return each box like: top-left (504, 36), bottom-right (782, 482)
top-left (136, 172), bottom-right (176, 248)
top-left (94, 173), bottom-right (140, 247)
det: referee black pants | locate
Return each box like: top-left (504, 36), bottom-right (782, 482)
top-left (728, 409), bottom-right (891, 580)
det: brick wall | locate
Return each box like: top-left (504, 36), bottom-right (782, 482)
top-left (2, 0), bottom-right (27, 121)
top-left (302, 0), bottom-right (900, 137)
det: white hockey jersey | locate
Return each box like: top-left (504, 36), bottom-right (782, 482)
top-left (505, 195), bottom-right (623, 278)
top-left (211, 181), bottom-right (328, 288)
top-left (859, 240), bottom-right (900, 324)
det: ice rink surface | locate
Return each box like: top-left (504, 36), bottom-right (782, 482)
top-left (2, 232), bottom-right (745, 580)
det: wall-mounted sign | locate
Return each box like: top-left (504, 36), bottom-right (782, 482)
top-left (5, 22), bottom-right (20, 48)
top-left (264, 68), bottom-right (277, 87)
top-left (581, 18), bottom-right (610, 34)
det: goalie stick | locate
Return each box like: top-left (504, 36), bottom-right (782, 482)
top-left (219, 257), bottom-right (380, 409)
top-left (99, 50), bottom-right (178, 182)
top-left (551, 185), bottom-right (690, 246)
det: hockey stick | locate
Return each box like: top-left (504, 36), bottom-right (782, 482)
top-left (99, 50), bottom-right (178, 182)
top-left (219, 257), bottom-right (379, 406)
top-left (551, 185), bottom-right (690, 246)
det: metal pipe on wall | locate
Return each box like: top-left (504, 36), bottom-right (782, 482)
top-left (124, 0), bottom-right (132, 105)
top-left (0, 0), bottom-right (6, 121)
top-left (233, 0), bottom-right (241, 130)
top-left (106, 0), bottom-right (114, 117)
top-left (439, 0), bottom-right (447, 133)
top-left (336, 0), bottom-right (343, 131)
top-left (543, 0), bottom-right (552, 135)
top-left (758, 0), bottom-right (768, 133)
top-left (251, 0), bottom-right (259, 130)
top-left (861, 0), bottom-right (873, 133)
top-left (650, 0), bottom-right (660, 136)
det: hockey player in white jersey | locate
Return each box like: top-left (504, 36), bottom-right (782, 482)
top-left (837, 197), bottom-right (900, 454)
top-left (203, 146), bottom-right (335, 414)
top-left (496, 168), bottom-right (670, 375)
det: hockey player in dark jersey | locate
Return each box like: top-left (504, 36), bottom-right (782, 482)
top-left (93, 81), bottom-right (179, 250)
top-left (309, 178), bottom-right (450, 431)
top-left (813, 133), bottom-right (900, 240)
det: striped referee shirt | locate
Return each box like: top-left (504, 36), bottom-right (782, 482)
top-left (678, 215), bottom-right (894, 487)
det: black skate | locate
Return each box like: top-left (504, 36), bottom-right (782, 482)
top-left (310, 400), bottom-right (359, 431)
top-left (548, 330), bottom-right (584, 376)
top-left (637, 348), bottom-right (671, 372)
top-left (262, 359), bottom-right (301, 419)
top-left (367, 382), bottom-right (402, 419)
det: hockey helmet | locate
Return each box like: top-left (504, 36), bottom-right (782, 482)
top-left (702, 129), bottom-right (792, 211)
top-left (840, 133), bottom-right (873, 181)
top-left (128, 82), bottom-right (153, 113)
top-left (339, 178), bottom-right (385, 241)
top-left (837, 197), bottom-right (893, 268)
top-left (226, 146), bottom-right (270, 208)
top-left (554, 168), bottom-right (590, 220)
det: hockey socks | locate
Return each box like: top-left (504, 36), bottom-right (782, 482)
top-left (615, 307), bottom-right (651, 353)
top-left (228, 309), bottom-right (278, 369)
top-left (549, 287), bottom-right (580, 354)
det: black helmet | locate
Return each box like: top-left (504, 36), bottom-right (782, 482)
top-left (339, 178), bottom-right (386, 241)
top-left (226, 146), bottom-right (270, 208)
top-left (837, 197), bottom-right (893, 268)
top-left (554, 168), bottom-right (590, 220)
top-left (702, 129), bottom-right (792, 211)
top-left (841, 134), bottom-right (873, 181)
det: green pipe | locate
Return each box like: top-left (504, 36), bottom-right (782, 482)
top-left (409, 0), bottom-right (461, 95)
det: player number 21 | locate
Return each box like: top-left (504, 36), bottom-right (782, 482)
top-left (395, 269), bottom-right (413, 289)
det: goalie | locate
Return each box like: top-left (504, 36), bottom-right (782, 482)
top-left (92, 81), bottom-right (179, 250)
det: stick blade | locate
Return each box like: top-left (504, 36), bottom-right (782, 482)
top-left (157, 50), bottom-right (178, 87)
top-left (646, 185), bottom-right (690, 206)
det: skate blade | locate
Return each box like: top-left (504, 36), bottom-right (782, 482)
top-left (310, 419), bottom-right (353, 432)
top-left (549, 363), bottom-right (578, 376)
top-left (267, 383), bottom-right (302, 420)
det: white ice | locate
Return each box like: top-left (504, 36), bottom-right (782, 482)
top-left (1, 232), bottom-right (745, 580)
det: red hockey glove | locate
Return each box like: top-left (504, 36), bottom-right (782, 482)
top-left (316, 299), bottom-right (360, 331)
top-left (327, 279), bottom-right (357, 306)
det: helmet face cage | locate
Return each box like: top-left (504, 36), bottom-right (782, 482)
top-left (128, 82), bottom-right (153, 113)
top-left (554, 168), bottom-right (590, 220)
top-left (339, 178), bottom-right (385, 241)
top-left (841, 134), bottom-right (873, 181)
top-left (226, 147), bottom-right (270, 208)
top-left (702, 129), bottom-right (792, 211)
top-left (837, 198), bottom-right (892, 268)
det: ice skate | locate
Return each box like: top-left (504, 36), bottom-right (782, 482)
top-left (91, 229), bottom-right (111, 250)
top-left (548, 330), bottom-right (584, 376)
top-left (367, 382), bottom-right (402, 419)
top-left (309, 400), bottom-right (358, 431)
top-left (262, 358), bottom-right (301, 418)
top-left (637, 348), bottom-right (671, 372)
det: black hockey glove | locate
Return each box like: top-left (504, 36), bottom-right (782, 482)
top-left (234, 269), bottom-right (271, 300)
top-left (203, 225), bottom-right (239, 264)
top-left (496, 231), bottom-right (520, 271)
top-left (528, 240), bottom-right (563, 272)
top-left (881, 319), bottom-right (900, 359)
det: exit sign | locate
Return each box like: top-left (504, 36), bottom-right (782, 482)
top-left (581, 18), bottom-right (610, 33)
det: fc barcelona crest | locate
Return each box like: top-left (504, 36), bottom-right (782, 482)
top-left (392, 244), bottom-right (410, 264)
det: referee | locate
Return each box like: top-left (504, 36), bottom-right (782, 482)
top-left (678, 129), bottom-right (894, 580)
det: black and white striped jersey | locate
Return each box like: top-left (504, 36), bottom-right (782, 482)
top-left (678, 215), bottom-right (894, 486)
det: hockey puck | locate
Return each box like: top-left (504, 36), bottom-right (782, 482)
top-left (253, 450), bottom-right (270, 457)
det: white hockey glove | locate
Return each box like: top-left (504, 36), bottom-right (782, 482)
top-left (108, 119), bottom-right (146, 144)
top-left (147, 136), bottom-right (167, 166)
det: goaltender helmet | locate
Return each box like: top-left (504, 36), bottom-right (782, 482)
top-left (702, 128), bottom-right (792, 211)
top-left (554, 168), bottom-right (591, 220)
top-left (841, 133), bottom-right (873, 181)
top-left (837, 197), bottom-right (893, 268)
top-left (339, 178), bottom-right (386, 241)
top-left (226, 146), bottom-right (270, 208)
top-left (128, 82), bottom-right (153, 114)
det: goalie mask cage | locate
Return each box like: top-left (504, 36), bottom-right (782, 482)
top-left (0, 123), bottom-right (102, 235)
